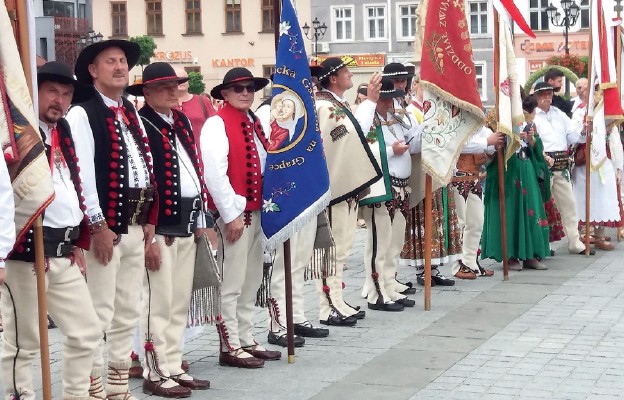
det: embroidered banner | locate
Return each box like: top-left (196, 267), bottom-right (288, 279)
top-left (0, 3), bottom-right (54, 244)
top-left (261, 0), bottom-right (330, 250)
top-left (419, 0), bottom-right (485, 185)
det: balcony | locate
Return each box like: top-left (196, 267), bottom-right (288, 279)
top-left (54, 17), bottom-right (89, 35)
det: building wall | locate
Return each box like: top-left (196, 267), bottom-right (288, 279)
top-left (92, 0), bottom-right (311, 107)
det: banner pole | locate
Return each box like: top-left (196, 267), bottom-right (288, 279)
top-left (585, 2), bottom-right (594, 256)
top-left (273, 0), bottom-right (295, 364)
top-left (13, 0), bottom-right (52, 397)
top-left (424, 175), bottom-right (432, 311)
top-left (493, 9), bottom-right (509, 280)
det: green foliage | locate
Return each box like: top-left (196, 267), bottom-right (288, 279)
top-left (187, 72), bottom-right (206, 95)
top-left (129, 35), bottom-right (157, 68)
top-left (546, 54), bottom-right (586, 77)
top-left (578, 56), bottom-right (589, 78)
top-left (524, 65), bottom-right (579, 95)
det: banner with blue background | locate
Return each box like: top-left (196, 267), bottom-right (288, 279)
top-left (261, 0), bottom-right (330, 250)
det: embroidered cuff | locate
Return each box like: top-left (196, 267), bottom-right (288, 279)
top-left (89, 212), bottom-right (105, 225)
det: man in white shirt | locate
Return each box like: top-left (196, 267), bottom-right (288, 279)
top-left (0, 61), bottom-right (101, 400)
top-left (66, 40), bottom-right (159, 400)
top-left (532, 82), bottom-right (591, 255)
top-left (126, 62), bottom-right (210, 397)
top-left (201, 67), bottom-right (281, 368)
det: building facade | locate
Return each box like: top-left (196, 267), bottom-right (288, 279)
top-left (310, 0), bottom-right (495, 107)
top-left (34, 0), bottom-right (93, 67)
top-left (92, 0), bottom-right (311, 105)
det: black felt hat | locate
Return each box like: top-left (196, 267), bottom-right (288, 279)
top-left (318, 57), bottom-right (353, 83)
top-left (533, 82), bottom-right (555, 93)
top-left (74, 39), bottom-right (140, 84)
top-left (210, 67), bottom-right (269, 100)
top-left (125, 62), bottom-right (190, 96)
top-left (309, 64), bottom-right (323, 78)
top-left (382, 62), bottom-right (414, 79)
top-left (38, 61), bottom-right (94, 103)
top-left (379, 77), bottom-right (405, 99)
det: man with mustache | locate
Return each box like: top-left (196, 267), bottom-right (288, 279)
top-left (544, 68), bottom-right (574, 118)
top-left (0, 61), bottom-right (101, 400)
top-left (67, 40), bottom-right (159, 400)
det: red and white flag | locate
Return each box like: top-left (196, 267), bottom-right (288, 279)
top-left (419, 0), bottom-right (485, 185)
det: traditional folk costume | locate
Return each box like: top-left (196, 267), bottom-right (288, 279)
top-left (359, 78), bottom-right (421, 312)
top-left (451, 126), bottom-right (496, 279)
top-left (0, 62), bottom-right (101, 400)
top-left (572, 107), bottom-right (623, 249)
top-left (313, 58), bottom-right (382, 326)
top-left (124, 63), bottom-right (211, 396)
top-left (67, 40), bottom-right (159, 400)
top-left (532, 83), bottom-right (586, 255)
top-left (202, 68), bottom-right (280, 369)
top-left (0, 116), bottom-right (15, 336)
top-left (481, 123), bottom-right (551, 264)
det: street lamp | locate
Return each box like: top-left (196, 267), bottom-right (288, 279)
top-left (545, 0), bottom-right (580, 96)
top-left (77, 30), bottom-right (103, 52)
top-left (302, 17), bottom-right (327, 59)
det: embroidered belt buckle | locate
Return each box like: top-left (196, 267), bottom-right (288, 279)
top-left (130, 188), bottom-right (146, 226)
top-left (56, 242), bottom-right (73, 257)
top-left (390, 176), bottom-right (409, 188)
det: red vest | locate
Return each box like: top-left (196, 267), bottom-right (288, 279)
top-left (208, 102), bottom-right (267, 212)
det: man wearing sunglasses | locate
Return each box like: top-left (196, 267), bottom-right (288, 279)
top-left (201, 67), bottom-right (281, 369)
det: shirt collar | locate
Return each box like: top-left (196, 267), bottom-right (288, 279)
top-left (96, 89), bottom-right (123, 108)
top-left (155, 110), bottom-right (174, 125)
top-left (322, 89), bottom-right (346, 103)
top-left (38, 120), bottom-right (56, 142)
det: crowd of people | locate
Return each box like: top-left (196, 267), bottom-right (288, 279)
top-left (0, 38), bottom-right (622, 400)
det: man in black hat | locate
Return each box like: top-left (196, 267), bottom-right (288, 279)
top-left (66, 40), bottom-right (159, 400)
top-left (0, 61), bottom-right (101, 400)
top-left (359, 77), bottom-right (421, 312)
top-left (201, 67), bottom-right (281, 368)
top-left (532, 81), bottom-right (590, 256)
top-left (125, 62), bottom-right (210, 397)
top-left (313, 57), bottom-right (382, 326)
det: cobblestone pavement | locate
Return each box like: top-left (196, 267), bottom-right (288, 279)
top-left (2, 228), bottom-right (623, 400)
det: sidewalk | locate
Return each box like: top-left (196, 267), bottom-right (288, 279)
top-left (2, 228), bottom-right (623, 400)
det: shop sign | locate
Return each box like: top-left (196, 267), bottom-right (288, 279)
top-left (153, 51), bottom-right (193, 63)
top-left (211, 58), bottom-right (256, 68)
top-left (315, 54), bottom-right (385, 68)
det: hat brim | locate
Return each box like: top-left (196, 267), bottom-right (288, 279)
top-left (382, 72), bottom-right (415, 79)
top-left (379, 88), bottom-right (406, 99)
top-left (125, 76), bottom-right (190, 97)
top-left (533, 86), bottom-right (554, 94)
top-left (318, 62), bottom-right (348, 84)
top-left (210, 76), bottom-right (269, 101)
top-left (309, 65), bottom-right (323, 78)
top-left (75, 40), bottom-right (141, 84)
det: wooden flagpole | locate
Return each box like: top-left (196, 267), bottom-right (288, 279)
top-left (493, 10), bottom-right (509, 280)
top-left (585, 1), bottom-right (594, 256)
top-left (615, 3), bottom-right (624, 242)
top-left (424, 176), bottom-right (432, 311)
top-left (12, 0), bottom-right (52, 398)
top-left (273, 0), bottom-right (295, 364)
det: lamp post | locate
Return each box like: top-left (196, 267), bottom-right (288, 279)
top-left (302, 17), bottom-right (327, 60)
top-left (77, 30), bottom-right (104, 52)
top-left (545, 0), bottom-right (581, 96)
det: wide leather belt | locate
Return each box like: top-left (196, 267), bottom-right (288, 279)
top-left (127, 187), bottom-right (156, 226)
top-left (452, 171), bottom-right (479, 182)
top-left (390, 176), bottom-right (409, 188)
top-left (546, 151), bottom-right (571, 172)
top-left (43, 226), bottom-right (80, 257)
top-left (156, 196), bottom-right (201, 237)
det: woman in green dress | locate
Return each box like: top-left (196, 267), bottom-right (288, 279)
top-left (481, 95), bottom-right (550, 270)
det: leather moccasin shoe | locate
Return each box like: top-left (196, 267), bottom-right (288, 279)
top-left (171, 375), bottom-right (210, 390)
top-left (219, 351), bottom-right (264, 369)
top-left (142, 379), bottom-right (192, 398)
top-left (293, 322), bottom-right (329, 338)
top-left (243, 345), bottom-right (282, 361)
top-left (416, 274), bottom-right (436, 287)
top-left (395, 297), bottom-right (416, 307)
top-left (400, 286), bottom-right (417, 295)
top-left (454, 263), bottom-right (477, 280)
top-left (267, 331), bottom-right (305, 347)
top-left (350, 310), bottom-right (366, 319)
top-left (595, 240), bottom-right (615, 251)
top-left (431, 271), bottom-right (455, 286)
top-left (367, 301), bottom-right (404, 311)
top-left (319, 312), bottom-right (357, 327)
top-left (129, 364), bottom-right (143, 379)
top-left (577, 248), bottom-right (596, 255)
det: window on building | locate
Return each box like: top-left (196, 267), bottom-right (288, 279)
top-left (332, 6), bottom-right (354, 41)
top-left (40, 38), bottom-right (48, 60)
top-left (468, 1), bottom-right (488, 35)
top-left (146, 0), bottom-right (163, 35)
top-left (42, 1), bottom-right (75, 17)
top-left (365, 6), bottom-right (386, 39)
top-left (111, 2), bottom-right (127, 37)
top-left (261, 0), bottom-right (274, 32)
top-left (580, 0), bottom-right (589, 29)
top-left (529, 0), bottom-right (550, 31)
top-left (78, 4), bottom-right (86, 19)
top-left (186, 0), bottom-right (202, 34)
top-left (397, 3), bottom-right (418, 40)
top-left (225, 0), bottom-right (242, 33)
top-left (475, 62), bottom-right (487, 101)
top-left (263, 65), bottom-right (275, 98)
